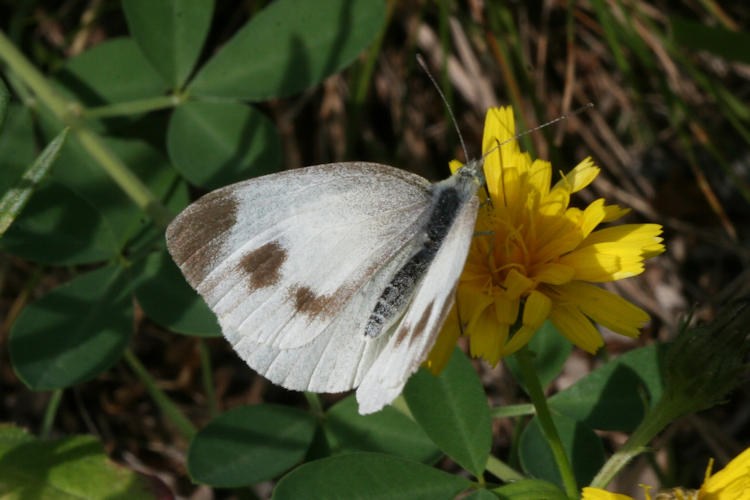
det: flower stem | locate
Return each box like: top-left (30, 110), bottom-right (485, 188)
top-left (589, 396), bottom-right (680, 488)
top-left (516, 347), bottom-right (578, 499)
top-left (199, 339), bottom-right (219, 419)
top-left (124, 348), bottom-right (196, 440)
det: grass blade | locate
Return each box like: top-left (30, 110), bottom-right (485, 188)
top-left (0, 127), bottom-right (68, 237)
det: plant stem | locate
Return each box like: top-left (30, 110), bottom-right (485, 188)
top-left (304, 392), bottom-right (324, 418)
top-left (0, 29), bottom-right (172, 229)
top-left (516, 347), bottom-right (578, 499)
top-left (40, 389), bottom-right (63, 439)
top-left (485, 454), bottom-right (525, 482)
top-left (85, 94), bottom-right (182, 119)
top-left (199, 339), bottom-right (219, 418)
top-left (491, 403), bottom-right (534, 419)
top-left (589, 396), bottom-right (677, 488)
top-left (124, 348), bottom-right (196, 440)
top-left (74, 127), bottom-right (173, 227)
top-left (0, 75), bottom-right (9, 118)
top-left (0, 29), bottom-right (68, 117)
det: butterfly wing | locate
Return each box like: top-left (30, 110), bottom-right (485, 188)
top-left (234, 255), bottom-right (411, 393)
top-left (356, 178), bottom-right (480, 414)
top-left (167, 162), bottom-right (434, 392)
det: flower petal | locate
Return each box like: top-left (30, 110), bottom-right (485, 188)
top-left (532, 262), bottom-right (576, 285)
top-left (469, 306), bottom-right (507, 366)
top-left (538, 187), bottom-right (570, 216)
top-left (549, 303), bottom-right (604, 353)
top-left (581, 487), bottom-right (634, 500)
top-left (558, 243), bottom-right (648, 282)
top-left (482, 107), bottom-right (517, 153)
top-left (424, 305), bottom-right (462, 375)
top-left (461, 288), bottom-right (495, 332)
top-left (527, 159), bottom-right (552, 200)
top-left (482, 107), bottom-right (520, 202)
top-left (581, 223), bottom-right (665, 258)
top-left (493, 294), bottom-right (520, 325)
top-left (524, 290), bottom-right (552, 328)
top-left (534, 228), bottom-right (583, 264)
top-left (492, 165), bottom-right (522, 209)
top-left (557, 282), bottom-right (650, 337)
top-left (500, 291), bottom-right (552, 355)
top-left (504, 268), bottom-right (534, 299)
top-left (602, 204), bottom-right (631, 222)
top-left (701, 447), bottom-right (750, 500)
top-left (580, 199), bottom-right (607, 239)
top-left (553, 157), bottom-right (599, 193)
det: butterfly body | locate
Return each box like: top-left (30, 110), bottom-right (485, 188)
top-left (167, 159), bottom-right (484, 414)
top-left (364, 162), bottom-right (483, 339)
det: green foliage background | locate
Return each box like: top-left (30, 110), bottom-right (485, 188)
top-left (0, 1), bottom-right (748, 498)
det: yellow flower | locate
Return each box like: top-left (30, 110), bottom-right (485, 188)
top-left (581, 446), bottom-right (750, 499)
top-left (425, 106), bottom-right (665, 373)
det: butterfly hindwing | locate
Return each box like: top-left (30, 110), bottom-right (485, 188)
top-left (356, 174), bottom-right (481, 413)
top-left (234, 233), bottom-right (428, 393)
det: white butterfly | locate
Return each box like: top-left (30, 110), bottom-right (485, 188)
top-left (166, 159), bottom-right (484, 414)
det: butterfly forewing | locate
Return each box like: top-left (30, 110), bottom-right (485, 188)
top-left (167, 162), bottom-right (434, 387)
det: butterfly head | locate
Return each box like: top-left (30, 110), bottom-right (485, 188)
top-left (453, 157), bottom-right (486, 191)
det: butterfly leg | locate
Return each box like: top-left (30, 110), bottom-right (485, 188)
top-left (472, 230), bottom-right (499, 288)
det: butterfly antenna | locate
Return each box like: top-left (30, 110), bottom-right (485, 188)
top-left (482, 103), bottom-right (595, 160)
top-left (416, 54), bottom-right (470, 162)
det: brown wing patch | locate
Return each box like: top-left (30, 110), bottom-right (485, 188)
top-left (394, 301), bottom-right (434, 347)
top-left (291, 284), bottom-right (351, 320)
top-left (166, 192), bottom-right (239, 286)
top-left (394, 324), bottom-right (410, 347)
top-left (409, 300), bottom-right (435, 346)
top-left (411, 286), bottom-right (458, 348)
top-left (240, 241), bottom-right (287, 289)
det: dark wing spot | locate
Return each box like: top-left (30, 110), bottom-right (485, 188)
top-left (166, 192), bottom-right (238, 286)
top-left (437, 285), bottom-right (459, 330)
top-left (290, 285), bottom-right (350, 320)
top-left (408, 301), bottom-right (434, 346)
top-left (294, 286), bottom-right (318, 313)
top-left (240, 241), bottom-right (287, 289)
top-left (394, 301), bottom-right (439, 348)
top-left (414, 292), bottom-right (459, 361)
top-left (394, 323), bottom-right (410, 347)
